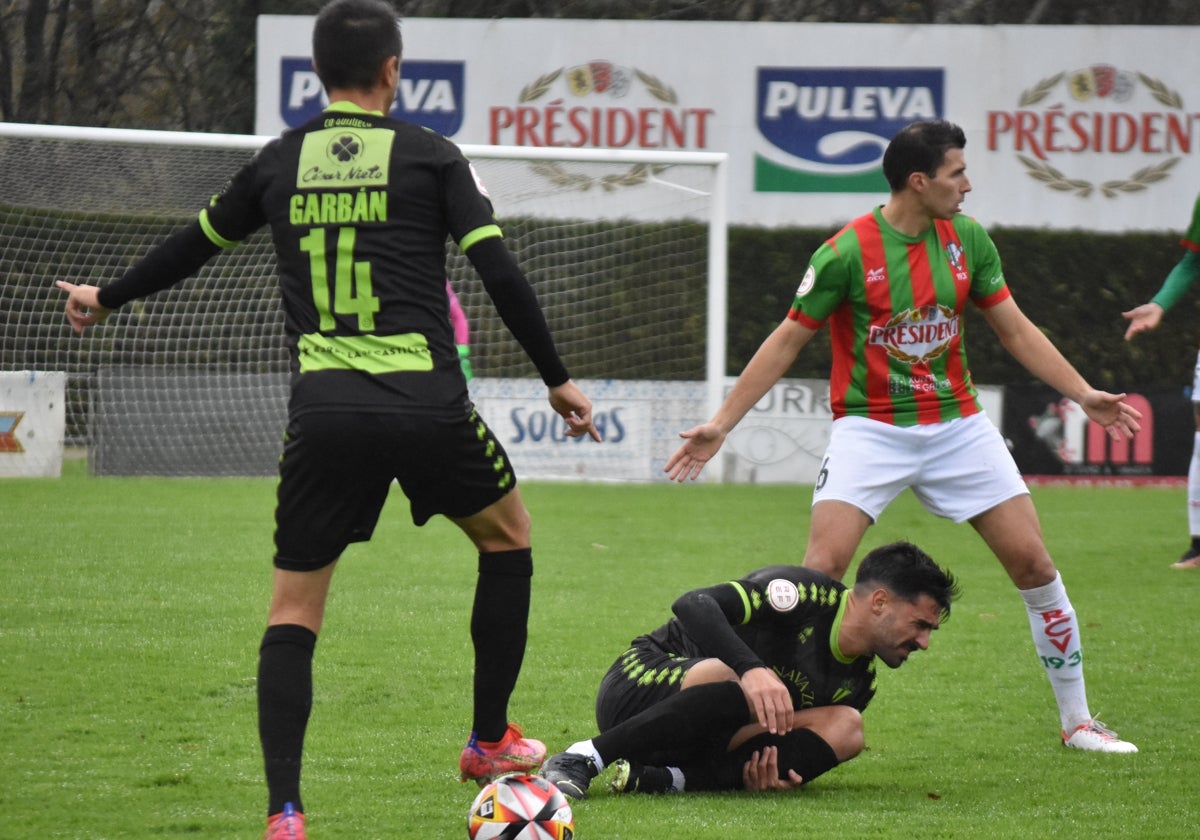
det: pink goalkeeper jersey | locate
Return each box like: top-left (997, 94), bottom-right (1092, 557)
top-left (788, 207), bottom-right (1011, 426)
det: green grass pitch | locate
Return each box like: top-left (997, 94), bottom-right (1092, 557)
top-left (2, 461), bottom-right (1197, 838)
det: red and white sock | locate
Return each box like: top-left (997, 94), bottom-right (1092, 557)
top-left (1019, 572), bottom-right (1090, 732)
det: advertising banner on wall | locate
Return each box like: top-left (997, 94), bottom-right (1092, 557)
top-left (0, 371), bottom-right (66, 478)
top-left (257, 18), bottom-right (1200, 233)
top-left (1001, 385), bottom-right (1191, 478)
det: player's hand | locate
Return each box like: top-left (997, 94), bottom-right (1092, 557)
top-left (739, 667), bottom-right (795, 735)
top-left (1121, 302), bottom-right (1163, 341)
top-left (1078, 389), bottom-right (1142, 440)
top-left (548, 380), bottom-right (602, 442)
top-left (742, 746), bottom-right (804, 792)
top-left (55, 281), bottom-right (110, 335)
top-left (664, 422), bottom-right (726, 482)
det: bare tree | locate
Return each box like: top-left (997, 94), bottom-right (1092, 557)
top-left (0, 0), bottom-right (303, 131)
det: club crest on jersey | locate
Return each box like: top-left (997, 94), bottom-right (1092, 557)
top-left (867, 304), bottom-right (959, 364)
top-left (944, 240), bottom-right (964, 271)
top-left (766, 579), bottom-right (800, 612)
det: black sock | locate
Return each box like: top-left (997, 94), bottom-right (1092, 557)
top-left (258, 623), bottom-right (317, 816)
top-left (471, 549), bottom-right (533, 742)
top-left (682, 727), bottom-right (840, 791)
top-left (592, 681), bottom-right (751, 767)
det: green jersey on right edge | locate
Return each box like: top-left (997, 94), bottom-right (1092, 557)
top-left (789, 207), bottom-right (1011, 427)
top-left (1183, 191), bottom-right (1200, 251)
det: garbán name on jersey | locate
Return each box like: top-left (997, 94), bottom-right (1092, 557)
top-left (289, 118), bottom-right (393, 225)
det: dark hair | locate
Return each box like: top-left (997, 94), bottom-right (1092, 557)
top-left (312, 0), bottom-right (402, 92)
top-left (881, 119), bottom-right (967, 192)
top-left (854, 540), bottom-right (960, 622)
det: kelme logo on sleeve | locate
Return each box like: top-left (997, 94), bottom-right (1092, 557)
top-left (755, 67), bottom-right (944, 194)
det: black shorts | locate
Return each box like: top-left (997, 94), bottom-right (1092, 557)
top-left (273, 406), bottom-right (516, 571)
top-left (594, 641), bottom-right (706, 732)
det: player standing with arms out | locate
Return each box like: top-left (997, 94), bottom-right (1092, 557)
top-left (1122, 191), bottom-right (1200, 569)
top-left (56, 1), bottom-right (600, 837)
top-left (666, 119), bottom-right (1141, 754)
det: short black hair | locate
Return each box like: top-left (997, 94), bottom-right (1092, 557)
top-left (881, 119), bottom-right (967, 193)
top-left (854, 540), bottom-right (960, 622)
top-left (312, 0), bottom-right (402, 92)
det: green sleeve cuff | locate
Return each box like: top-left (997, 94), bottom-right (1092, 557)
top-left (1151, 250), bottom-right (1200, 311)
top-left (459, 224), bottom-right (502, 253)
top-left (198, 208), bottom-right (239, 250)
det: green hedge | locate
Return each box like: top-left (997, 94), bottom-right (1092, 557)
top-left (726, 225), bottom-right (1198, 392)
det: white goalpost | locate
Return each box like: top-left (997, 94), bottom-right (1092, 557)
top-left (0, 122), bottom-right (727, 479)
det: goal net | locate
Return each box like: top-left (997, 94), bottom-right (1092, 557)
top-left (0, 123), bottom-right (727, 477)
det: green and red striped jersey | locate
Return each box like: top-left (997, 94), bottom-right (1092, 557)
top-left (788, 207), bottom-right (1010, 426)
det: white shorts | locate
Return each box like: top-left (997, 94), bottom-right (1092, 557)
top-left (813, 413), bottom-right (1029, 524)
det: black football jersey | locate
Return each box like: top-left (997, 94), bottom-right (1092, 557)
top-left (639, 566), bottom-right (877, 711)
top-left (201, 103), bottom-right (500, 416)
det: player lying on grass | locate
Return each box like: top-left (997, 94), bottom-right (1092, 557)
top-left (542, 540), bottom-right (959, 797)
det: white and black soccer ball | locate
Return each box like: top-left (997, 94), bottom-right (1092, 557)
top-left (467, 774), bottom-right (575, 839)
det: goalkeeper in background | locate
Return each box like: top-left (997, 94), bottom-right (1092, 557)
top-left (56, 1), bottom-right (600, 837)
top-left (1122, 191), bottom-right (1200, 569)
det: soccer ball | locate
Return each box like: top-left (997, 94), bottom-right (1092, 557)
top-left (467, 774), bottom-right (575, 839)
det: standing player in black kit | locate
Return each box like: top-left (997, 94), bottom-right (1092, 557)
top-left (56, 1), bottom-right (600, 837)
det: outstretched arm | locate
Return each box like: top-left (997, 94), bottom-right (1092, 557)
top-left (55, 220), bottom-right (221, 335)
top-left (1123, 249), bottom-right (1200, 341)
top-left (665, 316), bottom-right (817, 481)
top-left (982, 297), bottom-right (1141, 438)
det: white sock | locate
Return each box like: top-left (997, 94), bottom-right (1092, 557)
top-left (668, 766), bottom-right (685, 792)
top-left (567, 739), bottom-right (604, 773)
top-left (1187, 431), bottom-right (1200, 537)
top-left (1019, 572), bottom-right (1091, 732)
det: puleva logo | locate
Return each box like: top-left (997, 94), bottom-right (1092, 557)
top-left (755, 67), bottom-right (944, 193)
top-left (280, 57), bottom-right (464, 136)
top-left (987, 65), bottom-right (1187, 199)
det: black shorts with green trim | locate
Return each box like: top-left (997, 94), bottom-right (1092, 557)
top-left (594, 640), bottom-right (707, 732)
top-left (273, 406), bottom-right (516, 571)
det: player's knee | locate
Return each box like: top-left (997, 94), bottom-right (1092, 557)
top-left (457, 491), bottom-right (531, 551)
top-left (825, 706), bottom-right (865, 760)
top-left (1004, 553), bottom-right (1057, 589)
